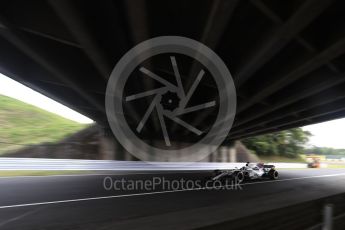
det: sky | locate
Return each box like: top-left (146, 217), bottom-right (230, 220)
top-left (303, 119), bottom-right (345, 149)
top-left (0, 74), bottom-right (93, 124)
top-left (1, 74), bottom-right (345, 148)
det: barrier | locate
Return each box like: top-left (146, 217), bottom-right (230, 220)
top-left (0, 158), bottom-right (307, 170)
top-left (199, 193), bottom-right (345, 230)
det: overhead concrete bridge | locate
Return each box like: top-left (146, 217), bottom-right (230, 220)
top-left (0, 0), bottom-right (344, 145)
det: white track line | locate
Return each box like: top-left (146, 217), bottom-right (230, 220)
top-left (0, 188), bottom-right (204, 209)
top-left (0, 208), bottom-right (41, 227)
top-left (1, 173), bottom-right (345, 209)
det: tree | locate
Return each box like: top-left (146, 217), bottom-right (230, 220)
top-left (305, 146), bottom-right (345, 155)
top-left (242, 128), bottom-right (311, 158)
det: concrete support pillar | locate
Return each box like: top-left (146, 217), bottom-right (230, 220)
top-left (229, 147), bottom-right (237, 162)
top-left (218, 147), bottom-right (225, 162)
top-left (215, 148), bottom-right (219, 162)
top-left (99, 135), bottom-right (115, 160)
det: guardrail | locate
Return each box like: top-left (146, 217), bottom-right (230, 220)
top-left (200, 192), bottom-right (345, 230)
top-left (0, 158), bottom-right (307, 170)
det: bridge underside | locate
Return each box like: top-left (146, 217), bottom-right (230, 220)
top-left (0, 0), bottom-right (345, 143)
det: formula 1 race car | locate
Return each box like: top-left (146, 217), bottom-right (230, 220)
top-left (211, 162), bottom-right (279, 183)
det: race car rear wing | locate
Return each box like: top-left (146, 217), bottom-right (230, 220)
top-left (263, 165), bottom-right (275, 169)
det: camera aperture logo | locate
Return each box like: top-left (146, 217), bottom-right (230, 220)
top-left (105, 36), bottom-right (236, 162)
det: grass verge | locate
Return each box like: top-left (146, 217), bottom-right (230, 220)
top-left (0, 94), bottom-right (89, 155)
top-left (0, 170), bottom-right (95, 177)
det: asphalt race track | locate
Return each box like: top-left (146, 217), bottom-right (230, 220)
top-left (1, 169), bottom-right (345, 229)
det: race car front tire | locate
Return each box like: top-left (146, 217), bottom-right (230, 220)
top-left (233, 171), bottom-right (244, 183)
top-left (243, 171), bottom-right (250, 181)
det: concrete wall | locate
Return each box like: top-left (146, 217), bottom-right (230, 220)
top-left (5, 125), bottom-right (257, 162)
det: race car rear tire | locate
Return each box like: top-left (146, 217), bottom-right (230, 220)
top-left (268, 169), bottom-right (279, 180)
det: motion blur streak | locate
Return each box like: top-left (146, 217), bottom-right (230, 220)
top-left (0, 158), bottom-right (307, 170)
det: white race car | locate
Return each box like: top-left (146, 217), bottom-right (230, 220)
top-left (211, 162), bottom-right (279, 183)
top-left (241, 162), bottom-right (279, 180)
